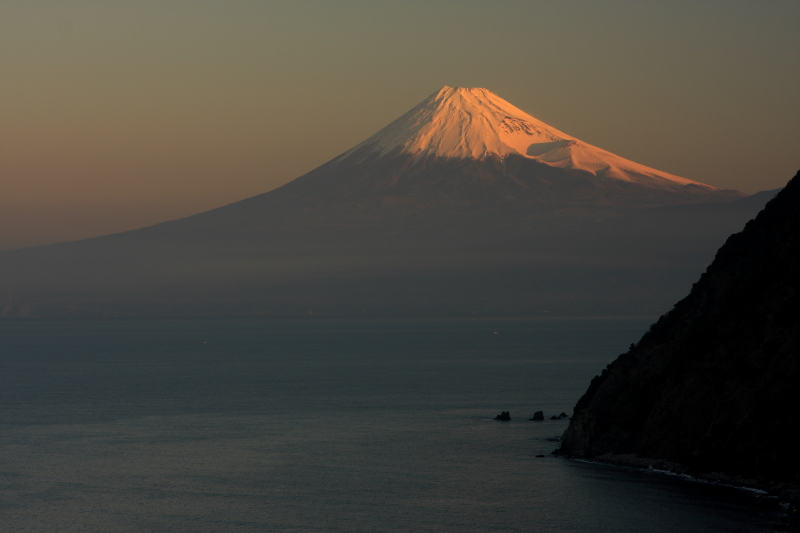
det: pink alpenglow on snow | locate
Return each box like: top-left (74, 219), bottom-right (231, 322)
top-left (341, 86), bottom-right (720, 192)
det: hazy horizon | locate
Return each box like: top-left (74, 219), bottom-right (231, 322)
top-left (2, 1), bottom-right (799, 251)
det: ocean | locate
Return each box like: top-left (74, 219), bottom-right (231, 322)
top-left (0, 318), bottom-right (783, 532)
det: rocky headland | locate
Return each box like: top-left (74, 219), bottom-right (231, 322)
top-left (558, 170), bottom-right (800, 527)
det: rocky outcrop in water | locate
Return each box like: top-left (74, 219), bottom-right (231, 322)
top-left (559, 171), bottom-right (800, 484)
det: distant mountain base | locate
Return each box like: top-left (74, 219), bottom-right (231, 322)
top-left (0, 190), bottom-right (779, 319)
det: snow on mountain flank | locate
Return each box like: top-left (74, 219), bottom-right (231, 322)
top-left (341, 86), bottom-right (721, 191)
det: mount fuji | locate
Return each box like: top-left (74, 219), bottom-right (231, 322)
top-left (0, 87), bottom-right (774, 317)
top-left (204, 86), bottom-right (741, 232)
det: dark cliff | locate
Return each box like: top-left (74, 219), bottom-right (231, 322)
top-left (559, 170), bottom-right (800, 483)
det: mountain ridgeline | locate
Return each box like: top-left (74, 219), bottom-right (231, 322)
top-left (0, 87), bottom-right (768, 318)
top-left (559, 170), bottom-right (800, 483)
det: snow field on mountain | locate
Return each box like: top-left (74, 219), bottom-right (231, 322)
top-left (342, 86), bottom-right (720, 191)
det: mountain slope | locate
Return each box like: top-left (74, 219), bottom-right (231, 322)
top-left (161, 86), bottom-right (740, 239)
top-left (558, 171), bottom-right (800, 482)
top-left (0, 87), bottom-right (753, 317)
top-left (0, 191), bottom-right (775, 318)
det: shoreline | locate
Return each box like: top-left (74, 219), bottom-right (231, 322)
top-left (556, 452), bottom-right (799, 531)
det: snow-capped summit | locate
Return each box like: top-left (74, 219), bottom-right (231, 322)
top-left (344, 86), bottom-right (568, 161)
top-left (342, 86), bottom-right (719, 191)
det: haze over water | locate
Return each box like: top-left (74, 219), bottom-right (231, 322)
top-left (0, 318), bottom-right (782, 532)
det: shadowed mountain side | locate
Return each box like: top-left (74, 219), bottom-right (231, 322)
top-left (514, 188), bottom-right (782, 265)
top-left (0, 186), bottom-right (776, 318)
top-left (558, 171), bottom-right (800, 483)
top-left (179, 152), bottom-right (743, 235)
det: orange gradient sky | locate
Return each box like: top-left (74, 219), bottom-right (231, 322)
top-left (1, 1), bottom-right (799, 251)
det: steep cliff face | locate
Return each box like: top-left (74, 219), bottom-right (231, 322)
top-left (559, 170), bottom-right (800, 483)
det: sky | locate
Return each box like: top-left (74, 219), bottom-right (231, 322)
top-left (1, 1), bottom-right (799, 251)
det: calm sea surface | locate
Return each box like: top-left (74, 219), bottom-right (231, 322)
top-left (0, 318), bottom-right (782, 532)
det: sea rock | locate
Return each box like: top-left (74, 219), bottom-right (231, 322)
top-left (550, 415), bottom-right (560, 420)
top-left (494, 411), bottom-right (511, 421)
top-left (530, 411), bottom-right (544, 421)
top-left (558, 412), bottom-right (569, 419)
top-left (559, 171), bottom-right (800, 484)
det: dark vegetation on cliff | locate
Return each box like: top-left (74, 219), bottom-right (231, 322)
top-left (560, 170), bottom-right (800, 483)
